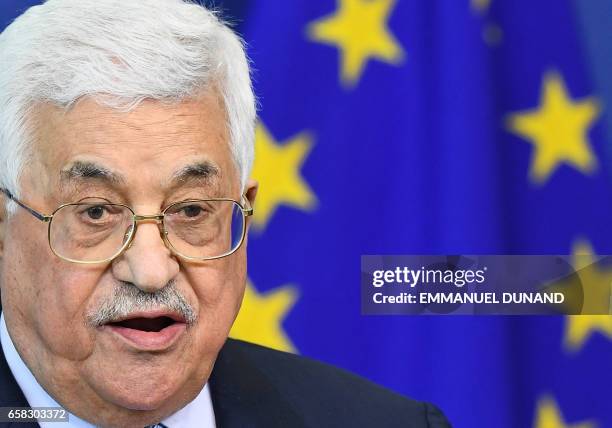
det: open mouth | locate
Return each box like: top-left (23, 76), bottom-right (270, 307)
top-left (104, 312), bottom-right (188, 350)
top-left (108, 316), bottom-right (177, 332)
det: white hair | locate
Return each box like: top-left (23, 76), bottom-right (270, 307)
top-left (0, 0), bottom-right (256, 204)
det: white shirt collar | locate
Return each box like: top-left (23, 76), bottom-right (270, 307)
top-left (0, 312), bottom-right (216, 428)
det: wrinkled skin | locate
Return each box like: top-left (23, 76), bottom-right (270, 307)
top-left (0, 92), bottom-right (257, 427)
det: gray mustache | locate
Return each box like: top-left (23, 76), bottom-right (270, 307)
top-left (86, 281), bottom-right (197, 327)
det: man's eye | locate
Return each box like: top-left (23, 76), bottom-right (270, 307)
top-left (182, 205), bottom-right (204, 218)
top-left (85, 205), bottom-right (107, 220)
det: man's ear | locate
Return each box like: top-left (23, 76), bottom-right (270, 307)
top-left (245, 178), bottom-right (258, 205)
top-left (244, 179), bottom-right (258, 231)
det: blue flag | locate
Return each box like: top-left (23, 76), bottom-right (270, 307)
top-left (234, 1), bottom-right (612, 427)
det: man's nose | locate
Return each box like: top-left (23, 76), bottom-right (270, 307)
top-left (111, 222), bottom-right (179, 293)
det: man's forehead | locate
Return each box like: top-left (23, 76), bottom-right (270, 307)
top-left (36, 94), bottom-right (227, 138)
top-left (30, 93), bottom-right (236, 194)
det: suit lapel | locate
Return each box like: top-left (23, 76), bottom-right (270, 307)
top-left (209, 339), bottom-right (305, 428)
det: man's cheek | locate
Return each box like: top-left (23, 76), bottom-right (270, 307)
top-left (30, 267), bottom-right (100, 360)
top-left (186, 265), bottom-right (242, 334)
top-left (192, 266), bottom-right (244, 315)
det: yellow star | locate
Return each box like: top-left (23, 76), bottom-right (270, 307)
top-left (230, 281), bottom-right (298, 353)
top-left (307, 0), bottom-right (405, 87)
top-left (533, 396), bottom-right (595, 428)
top-left (506, 72), bottom-right (601, 184)
top-left (250, 123), bottom-right (316, 229)
top-left (567, 315), bottom-right (612, 351)
top-left (548, 241), bottom-right (612, 316)
top-left (559, 241), bottom-right (612, 352)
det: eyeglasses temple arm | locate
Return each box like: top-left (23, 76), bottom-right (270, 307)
top-left (0, 188), bottom-right (51, 222)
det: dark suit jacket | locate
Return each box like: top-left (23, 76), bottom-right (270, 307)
top-left (0, 337), bottom-right (451, 427)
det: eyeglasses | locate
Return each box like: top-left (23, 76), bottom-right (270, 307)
top-left (0, 188), bottom-right (253, 264)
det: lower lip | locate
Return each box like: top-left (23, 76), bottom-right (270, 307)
top-left (105, 322), bottom-right (187, 350)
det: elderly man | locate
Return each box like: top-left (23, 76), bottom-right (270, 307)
top-left (0, 1), bottom-right (449, 427)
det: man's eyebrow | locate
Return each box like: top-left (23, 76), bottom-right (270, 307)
top-left (60, 161), bottom-right (125, 185)
top-left (169, 161), bottom-right (220, 186)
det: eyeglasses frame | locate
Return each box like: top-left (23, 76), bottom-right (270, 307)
top-left (0, 188), bottom-right (254, 264)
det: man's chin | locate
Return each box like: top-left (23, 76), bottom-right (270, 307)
top-left (74, 381), bottom-right (191, 428)
top-left (108, 391), bottom-right (175, 412)
top-left (82, 356), bottom-right (193, 413)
